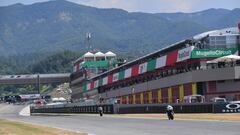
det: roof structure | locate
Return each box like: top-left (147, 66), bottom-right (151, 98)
top-left (193, 27), bottom-right (239, 40)
top-left (105, 51), bottom-right (116, 57)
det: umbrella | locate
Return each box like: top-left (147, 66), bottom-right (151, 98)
top-left (207, 55), bottom-right (240, 63)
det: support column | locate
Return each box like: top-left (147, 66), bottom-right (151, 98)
top-left (126, 95), bottom-right (129, 104)
top-left (192, 82), bottom-right (197, 95)
top-left (179, 85), bottom-right (184, 102)
top-left (119, 96), bottom-right (122, 104)
top-left (133, 94), bottom-right (136, 104)
top-left (148, 91), bottom-right (152, 104)
top-left (140, 93), bottom-right (143, 104)
top-left (158, 89), bottom-right (162, 103)
top-left (168, 87), bottom-right (172, 103)
top-left (37, 74), bottom-right (40, 94)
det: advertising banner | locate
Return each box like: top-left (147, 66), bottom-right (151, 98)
top-left (177, 46), bottom-right (194, 62)
top-left (191, 48), bottom-right (238, 58)
top-left (19, 94), bottom-right (41, 99)
top-left (214, 103), bottom-right (240, 113)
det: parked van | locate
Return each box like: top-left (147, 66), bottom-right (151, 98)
top-left (183, 95), bottom-right (205, 103)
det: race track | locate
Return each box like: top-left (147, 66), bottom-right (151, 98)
top-left (0, 104), bottom-right (239, 135)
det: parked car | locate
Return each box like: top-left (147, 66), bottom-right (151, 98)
top-left (210, 97), bottom-right (227, 103)
top-left (229, 101), bottom-right (240, 104)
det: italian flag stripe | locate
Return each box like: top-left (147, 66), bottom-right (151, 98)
top-left (94, 80), bottom-right (98, 88)
top-left (113, 73), bottom-right (119, 82)
top-left (90, 82), bottom-right (94, 90)
top-left (147, 59), bottom-right (156, 71)
top-left (131, 64), bottom-right (139, 76)
top-left (87, 83), bottom-right (91, 90)
top-left (76, 63), bottom-right (80, 71)
top-left (83, 83), bottom-right (87, 92)
top-left (96, 47), bottom-right (190, 86)
top-left (98, 78), bottom-right (103, 86)
top-left (108, 74), bottom-right (113, 84)
top-left (124, 68), bottom-right (132, 78)
top-left (156, 55), bottom-right (166, 69)
top-left (118, 71), bottom-right (125, 80)
top-left (102, 77), bottom-right (108, 85)
top-left (138, 62), bottom-right (147, 74)
top-left (166, 50), bottom-right (178, 66)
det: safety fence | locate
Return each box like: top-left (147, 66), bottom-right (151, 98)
top-left (30, 102), bottom-right (240, 114)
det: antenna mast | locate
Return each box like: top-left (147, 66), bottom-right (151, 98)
top-left (86, 32), bottom-right (92, 52)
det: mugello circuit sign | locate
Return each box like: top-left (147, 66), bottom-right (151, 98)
top-left (191, 48), bottom-right (238, 58)
top-left (177, 47), bottom-right (238, 61)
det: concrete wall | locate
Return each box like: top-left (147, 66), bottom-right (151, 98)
top-left (211, 80), bottom-right (240, 101)
top-left (100, 66), bottom-right (240, 99)
top-left (217, 80), bottom-right (240, 92)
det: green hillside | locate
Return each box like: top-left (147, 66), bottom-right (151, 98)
top-left (0, 0), bottom-right (239, 56)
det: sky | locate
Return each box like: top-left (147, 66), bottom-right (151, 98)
top-left (0, 0), bottom-right (239, 13)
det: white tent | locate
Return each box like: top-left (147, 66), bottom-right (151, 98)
top-left (52, 97), bottom-right (66, 102)
top-left (207, 55), bottom-right (240, 63)
top-left (105, 51), bottom-right (116, 57)
top-left (95, 51), bottom-right (105, 57)
top-left (84, 52), bottom-right (94, 57)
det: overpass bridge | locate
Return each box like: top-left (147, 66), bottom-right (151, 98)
top-left (0, 73), bottom-right (70, 85)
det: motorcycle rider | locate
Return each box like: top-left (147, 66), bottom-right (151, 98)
top-left (166, 105), bottom-right (174, 120)
top-left (98, 106), bottom-right (103, 117)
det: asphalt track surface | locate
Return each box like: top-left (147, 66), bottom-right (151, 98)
top-left (0, 104), bottom-right (240, 135)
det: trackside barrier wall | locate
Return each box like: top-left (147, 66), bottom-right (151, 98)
top-left (117, 103), bottom-right (240, 113)
top-left (30, 103), bottom-right (240, 114)
top-left (30, 104), bottom-right (114, 114)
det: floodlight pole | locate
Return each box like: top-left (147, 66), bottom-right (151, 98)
top-left (37, 73), bottom-right (40, 94)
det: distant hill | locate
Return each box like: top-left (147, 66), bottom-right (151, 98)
top-left (0, 0), bottom-right (239, 56)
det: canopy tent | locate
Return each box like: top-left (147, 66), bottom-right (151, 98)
top-left (52, 97), bottom-right (66, 102)
top-left (207, 55), bottom-right (240, 64)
